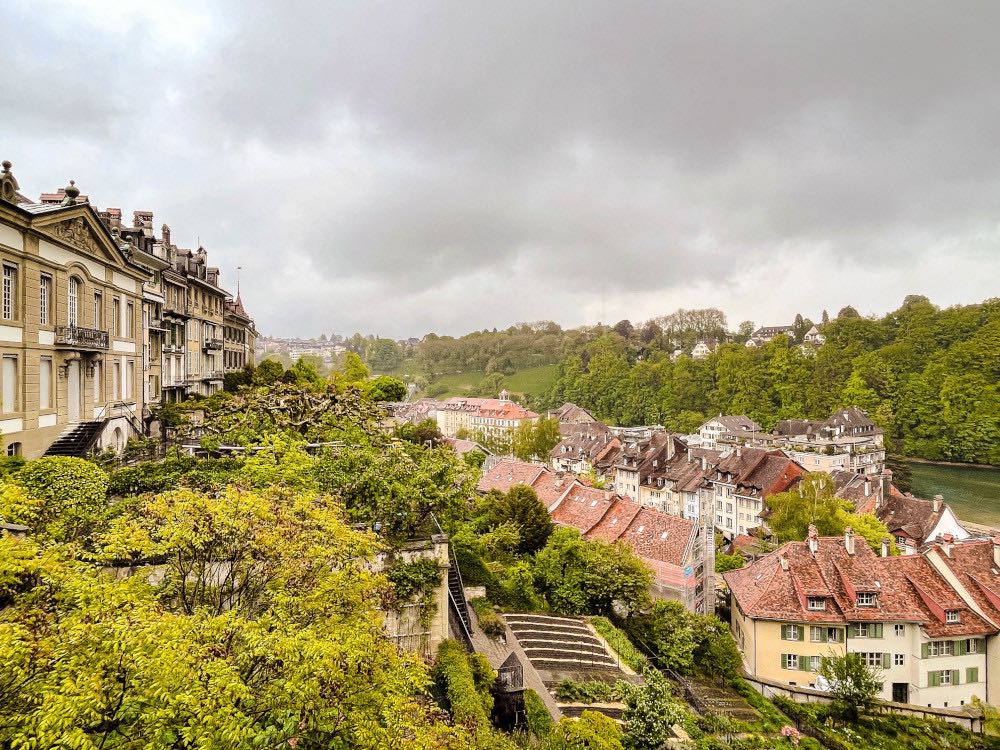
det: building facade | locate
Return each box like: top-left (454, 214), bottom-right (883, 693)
top-left (0, 161), bottom-right (257, 457)
top-left (435, 390), bottom-right (538, 440)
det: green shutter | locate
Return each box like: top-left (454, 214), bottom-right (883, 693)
top-left (872, 623), bottom-right (883, 639)
top-left (882, 653), bottom-right (892, 669)
top-left (952, 669), bottom-right (960, 685)
top-left (928, 671), bottom-right (939, 688)
top-left (835, 628), bottom-right (844, 643)
top-left (967, 667), bottom-right (979, 684)
top-left (922, 643), bottom-right (930, 659)
top-left (781, 625), bottom-right (789, 640)
top-left (956, 639), bottom-right (967, 656)
top-left (781, 653), bottom-right (788, 669)
top-left (798, 627), bottom-right (805, 642)
top-left (848, 624), bottom-right (859, 638)
top-left (978, 638), bottom-right (987, 653)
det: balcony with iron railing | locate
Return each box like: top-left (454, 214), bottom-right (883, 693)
top-left (55, 325), bottom-right (109, 350)
top-left (202, 338), bottom-right (223, 352)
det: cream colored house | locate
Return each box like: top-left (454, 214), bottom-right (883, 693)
top-left (0, 165), bottom-right (147, 458)
top-left (724, 528), bottom-right (995, 708)
top-left (435, 390), bottom-right (538, 440)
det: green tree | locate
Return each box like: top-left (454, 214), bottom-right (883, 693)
top-left (366, 338), bottom-right (403, 372)
top-left (616, 671), bottom-right (687, 750)
top-left (476, 485), bottom-right (553, 555)
top-left (544, 711), bottom-right (624, 750)
top-left (341, 351), bottom-right (371, 383)
top-left (819, 652), bottom-right (883, 722)
top-left (365, 375), bottom-right (407, 402)
top-left (533, 528), bottom-right (651, 615)
top-left (252, 357), bottom-right (284, 385)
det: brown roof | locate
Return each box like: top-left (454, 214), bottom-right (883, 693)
top-left (724, 533), bottom-right (995, 637)
top-left (477, 460), bottom-right (546, 494)
top-left (930, 538), bottom-right (1000, 628)
top-left (711, 448), bottom-right (803, 497)
top-left (548, 402), bottom-right (599, 424)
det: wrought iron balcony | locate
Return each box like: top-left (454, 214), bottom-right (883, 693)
top-left (202, 338), bottom-right (223, 352)
top-left (54, 325), bottom-right (109, 350)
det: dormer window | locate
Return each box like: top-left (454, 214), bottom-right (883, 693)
top-left (946, 610), bottom-right (960, 624)
top-left (856, 592), bottom-right (877, 607)
top-left (807, 597), bottom-right (826, 611)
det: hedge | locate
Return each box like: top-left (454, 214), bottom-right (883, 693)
top-left (590, 616), bottom-right (649, 672)
top-left (523, 688), bottom-right (553, 738)
top-left (554, 679), bottom-right (617, 704)
top-left (434, 640), bottom-right (493, 727)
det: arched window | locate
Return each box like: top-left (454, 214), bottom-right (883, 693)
top-left (68, 277), bottom-right (80, 327)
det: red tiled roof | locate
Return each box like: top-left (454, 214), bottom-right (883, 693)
top-left (616, 507), bottom-right (696, 568)
top-left (440, 397), bottom-right (538, 420)
top-left (477, 460), bottom-right (546, 494)
top-left (550, 484), bottom-right (618, 531)
top-left (724, 535), bottom-right (996, 637)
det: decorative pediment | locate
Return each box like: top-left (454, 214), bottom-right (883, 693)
top-left (45, 216), bottom-right (105, 257)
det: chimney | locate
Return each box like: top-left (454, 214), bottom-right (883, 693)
top-left (162, 224), bottom-right (171, 245)
top-left (881, 536), bottom-right (890, 558)
top-left (845, 526), bottom-right (856, 556)
top-left (779, 556), bottom-right (789, 571)
top-left (736, 447), bottom-right (742, 458)
top-left (807, 524), bottom-right (819, 554)
top-left (878, 468), bottom-right (892, 512)
top-left (942, 533), bottom-right (954, 558)
top-left (864, 478), bottom-right (871, 497)
top-left (701, 456), bottom-right (707, 471)
top-left (993, 535), bottom-right (1000, 568)
top-left (904, 539), bottom-right (915, 556)
top-left (933, 495), bottom-right (943, 513)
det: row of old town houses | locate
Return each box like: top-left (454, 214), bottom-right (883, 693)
top-left (389, 392), bottom-right (1000, 710)
top-left (0, 160), bottom-right (256, 459)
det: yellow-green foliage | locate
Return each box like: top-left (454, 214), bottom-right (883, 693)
top-left (523, 688), bottom-right (554, 738)
top-left (434, 640), bottom-right (495, 728)
top-left (590, 616), bottom-right (650, 672)
top-left (2, 457), bottom-right (109, 542)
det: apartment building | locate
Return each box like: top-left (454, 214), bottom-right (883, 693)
top-left (697, 414), bottom-right (762, 449)
top-left (706, 447), bottom-right (804, 537)
top-left (0, 160), bottom-right (256, 456)
top-left (435, 390), bottom-right (538, 439)
top-left (0, 166), bottom-right (146, 458)
top-left (223, 292), bottom-right (256, 373)
top-left (724, 527), bottom-right (996, 708)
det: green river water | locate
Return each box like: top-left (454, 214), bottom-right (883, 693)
top-left (908, 461), bottom-right (1000, 527)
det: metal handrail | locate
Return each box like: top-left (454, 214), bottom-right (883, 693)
top-left (431, 513), bottom-right (475, 651)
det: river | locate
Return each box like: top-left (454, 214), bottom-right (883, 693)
top-left (907, 461), bottom-right (1000, 528)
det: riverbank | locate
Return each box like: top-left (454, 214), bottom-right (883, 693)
top-left (904, 456), bottom-right (999, 471)
top-left (906, 461), bottom-right (1000, 528)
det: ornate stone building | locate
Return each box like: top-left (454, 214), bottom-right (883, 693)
top-left (0, 160), bottom-right (257, 457)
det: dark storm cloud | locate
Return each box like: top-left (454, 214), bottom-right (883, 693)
top-left (2, 1), bottom-right (999, 336)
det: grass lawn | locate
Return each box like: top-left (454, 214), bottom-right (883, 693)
top-left (407, 364), bottom-right (560, 399)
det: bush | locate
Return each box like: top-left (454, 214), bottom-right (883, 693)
top-left (9, 457), bottom-right (110, 541)
top-left (590, 616), bottom-right (649, 672)
top-left (523, 688), bottom-right (553, 738)
top-left (554, 680), bottom-right (617, 704)
top-left (470, 597), bottom-right (506, 638)
top-left (433, 640), bottom-right (493, 728)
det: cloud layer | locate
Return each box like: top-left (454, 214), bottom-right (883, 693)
top-left (3, 0), bottom-right (999, 337)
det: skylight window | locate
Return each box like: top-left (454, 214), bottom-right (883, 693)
top-left (660, 531), bottom-right (668, 540)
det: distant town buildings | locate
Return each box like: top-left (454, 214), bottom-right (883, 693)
top-left (0, 160), bottom-right (255, 458)
top-left (435, 390), bottom-right (539, 439)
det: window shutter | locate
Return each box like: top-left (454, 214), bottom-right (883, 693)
top-left (781, 654), bottom-right (788, 669)
top-left (836, 628), bottom-right (844, 643)
top-left (967, 667), bottom-right (979, 684)
top-left (922, 643), bottom-right (930, 659)
top-left (978, 638), bottom-right (986, 653)
top-left (798, 627), bottom-right (804, 642)
top-left (781, 625), bottom-right (789, 640)
top-left (820, 628), bottom-right (828, 643)
top-left (873, 623), bottom-right (883, 638)
top-left (928, 671), bottom-right (939, 688)
top-left (848, 624), bottom-right (858, 638)
top-left (955, 639), bottom-right (966, 656)
top-left (882, 653), bottom-right (891, 670)
top-left (952, 669), bottom-right (960, 685)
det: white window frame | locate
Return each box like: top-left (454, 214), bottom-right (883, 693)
top-left (894, 653), bottom-right (904, 667)
top-left (946, 610), bottom-right (960, 623)
top-left (2, 264), bottom-right (16, 321)
top-left (39, 274), bottom-right (51, 325)
top-left (894, 624), bottom-right (905, 637)
top-left (39, 357), bottom-right (52, 411)
top-left (785, 654), bottom-right (799, 670)
top-left (940, 670), bottom-right (952, 685)
top-left (807, 597), bottom-right (826, 611)
top-left (856, 592), bottom-right (876, 607)
top-left (68, 277), bottom-right (79, 327)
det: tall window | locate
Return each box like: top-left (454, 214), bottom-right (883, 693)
top-left (94, 292), bottom-right (103, 329)
top-left (2, 264), bottom-right (17, 321)
top-left (39, 357), bottom-right (52, 410)
top-left (68, 277), bottom-right (79, 327)
top-left (2, 356), bottom-right (17, 413)
top-left (126, 302), bottom-right (134, 337)
top-left (39, 274), bottom-right (51, 325)
top-left (127, 360), bottom-right (134, 398)
top-left (113, 362), bottom-right (121, 400)
top-left (92, 360), bottom-right (102, 403)
top-left (112, 298), bottom-right (121, 336)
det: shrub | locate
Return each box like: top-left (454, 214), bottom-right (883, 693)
top-left (590, 616), bottom-right (649, 673)
top-left (10, 457), bottom-right (110, 541)
top-left (523, 688), bottom-right (553, 738)
top-left (470, 597), bottom-right (506, 638)
top-left (554, 680), bottom-right (617, 704)
top-left (433, 640), bottom-right (493, 728)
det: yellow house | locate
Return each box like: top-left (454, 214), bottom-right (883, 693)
top-left (724, 527), bottom-right (995, 707)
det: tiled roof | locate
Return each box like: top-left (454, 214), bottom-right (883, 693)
top-left (551, 422), bottom-right (616, 462)
top-left (880, 493), bottom-right (945, 544)
top-left (617, 507), bottom-right (696, 568)
top-left (440, 397), bottom-right (538, 420)
top-left (477, 460), bottom-right (546, 494)
top-left (711, 415), bottom-right (763, 433)
top-left (548, 402), bottom-right (599, 424)
top-left (550, 484), bottom-right (619, 531)
top-left (724, 534), bottom-right (996, 636)
top-left (711, 448), bottom-right (803, 497)
top-left (930, 539), bottom-right (1000, 627)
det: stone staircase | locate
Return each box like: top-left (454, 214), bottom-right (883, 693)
top-left (43, 420), bottom-right (106, 457)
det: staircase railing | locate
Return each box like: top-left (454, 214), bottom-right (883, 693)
top-left (95, 400), bottom-right (144, 436)
top-left (431, 514), bottom-right (475, 651)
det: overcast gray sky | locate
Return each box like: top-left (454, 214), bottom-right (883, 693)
top-left (3, 1), bottom-right (999, 338)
